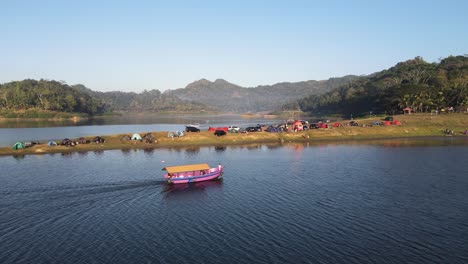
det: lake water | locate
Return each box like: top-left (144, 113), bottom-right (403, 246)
top-left (0, 115), bottom-right (284, 146)
top-left (1, 140), bottom-right (468, 263)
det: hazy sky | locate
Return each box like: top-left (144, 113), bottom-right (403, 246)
top-left (1, 0), bottom-right (467, 92)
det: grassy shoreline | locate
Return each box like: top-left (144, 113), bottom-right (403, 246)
top-left (1, 114), bottom-right (467, 156)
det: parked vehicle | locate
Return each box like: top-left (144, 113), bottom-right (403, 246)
top-left (245, 126), bottom-right (262, 132)
top-left (228, 126), bottom-right (240, 132)
top-left (185, 126), bottom-right (201, 132)
top-left (309, 123), bottom-right (320, 129)
top-left (214, 130), bottom-right (227, 136)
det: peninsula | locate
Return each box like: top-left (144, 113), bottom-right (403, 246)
top-left (2, 114), bottom-right (467, 156)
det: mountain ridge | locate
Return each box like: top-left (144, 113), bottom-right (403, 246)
top-left (163, 75), bottom-right (359, 112)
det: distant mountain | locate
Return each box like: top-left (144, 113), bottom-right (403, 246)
top-left (164, 76), bottom-right (359, 112)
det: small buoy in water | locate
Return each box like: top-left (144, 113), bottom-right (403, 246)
top-left (161, 160), bottom-right (165, 163)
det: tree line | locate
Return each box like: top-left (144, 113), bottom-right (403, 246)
top-left (0, 79), bottom-right (104, 114)
top-left (0, 80), bottom-right (211, 115)
top-left (287, 55), bottom-right (468, 116)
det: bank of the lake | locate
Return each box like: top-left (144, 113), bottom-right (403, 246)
top-left (1, 114), bottom-right (467, 156)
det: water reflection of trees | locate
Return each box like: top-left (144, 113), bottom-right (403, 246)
top-left (77, 151), bottom-right (88, 157)
top-left (143, 148), bottom-right (155, 155)
top-left (214, 146), bottom-right (226, 152)
top-left (185, 147), bottom-right (200, 156)
top-left (12, 154), bottom-right (25, 160)
top-left (121, 148), bottom-right (132, 156)
top-left (61, 152), bottom-right (74, 158)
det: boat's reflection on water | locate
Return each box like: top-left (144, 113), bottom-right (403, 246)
top-left (162, 179), bottom-right (223, 200)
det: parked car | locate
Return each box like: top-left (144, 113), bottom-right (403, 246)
top-left (245, 126), bottom-right (262, 132)
top-left (214, 130), bottom-right (227, 136)
top-left (228, 126), bottom-right (240, 132)
top-left (384, 116), bottom-right (394, 121)
top-left (309, 123), bottom-right (320, 129)
top-left (185, 126), bottom-right (200, 132)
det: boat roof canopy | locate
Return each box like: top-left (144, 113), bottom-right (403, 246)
top-left (163, 163), bottom-right (210, 173)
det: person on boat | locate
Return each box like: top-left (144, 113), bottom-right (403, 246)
top-left (218, 163), bottom-right (222, 171)
top-left (200, 170), bottom-right (205, 175)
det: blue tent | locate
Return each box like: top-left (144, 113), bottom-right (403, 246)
top-left (48, 141), bottom-right (58, 146)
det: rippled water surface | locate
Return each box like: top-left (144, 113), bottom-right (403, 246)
top-left (1, 142), bottom-right (468, 263)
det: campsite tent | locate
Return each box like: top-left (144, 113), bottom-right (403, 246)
top-left (131, 133), bottom-right (142, 140)
top-left (266, 126), bottom-right (281, 132)
top-left (216, 127), bottom-right (229, 132)
top-left (383, 121), bottom-right (392, 126)
top-left (93, 136), bottom-right (105, 143)
top-left (403, 107), bottom-right (412, 114)
top-left (77, 137), bottom-right (90, 144)
top-left (293, 121), bottom-right (303, 131)
top-left (12, 142), bottom-right (25, 150)
top-left (168, 131), bottom-right (185, 138)
top-left (48, 141), bottom-right (58, 146)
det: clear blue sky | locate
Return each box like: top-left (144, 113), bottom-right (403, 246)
top-left (1, 0), bottom-right (467, 92)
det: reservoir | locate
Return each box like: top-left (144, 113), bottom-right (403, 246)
top-left (1, 141), bottom-right (467, 263)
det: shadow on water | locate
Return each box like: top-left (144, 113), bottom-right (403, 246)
top-left (214, 146), bottom-right (226, 152)
top-left (162, 180), bottom-right (223, 199)
top-left (12, 154), bottom-right (25, 160)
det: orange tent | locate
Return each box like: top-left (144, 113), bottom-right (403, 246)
top-left (403, 107), bottom-right (412, 114)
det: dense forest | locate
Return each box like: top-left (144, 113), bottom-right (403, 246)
top-left (0, 80), bottom-right (211, 116)
top-left (0, 79), bottom-right (104, 115)
top-left (287, 55), bottom-right (468, 116)
top-left (72, 85), bottom-right (211, 113)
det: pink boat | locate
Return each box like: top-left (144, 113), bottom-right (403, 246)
top-left (163, 163), bottom-right (224, 184)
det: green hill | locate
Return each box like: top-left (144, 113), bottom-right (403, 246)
top-left (0, 79), bottom-right (104, 115)
top-left (289, 55), bottom-right (468, 116)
